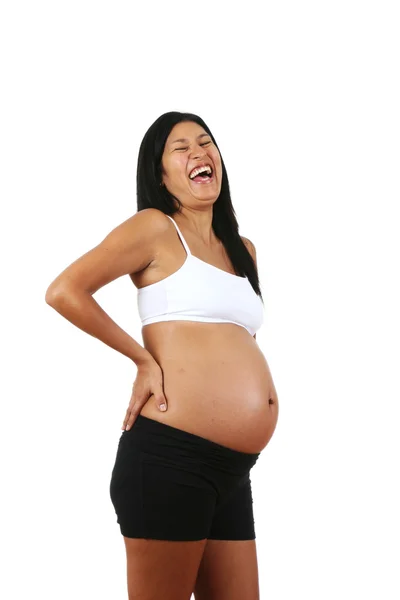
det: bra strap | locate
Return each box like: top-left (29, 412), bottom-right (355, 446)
top-left (166, 215), bottom-right (191, 256)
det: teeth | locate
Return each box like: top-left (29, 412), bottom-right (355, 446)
top-left (189, 165), bottom-right (213, 179)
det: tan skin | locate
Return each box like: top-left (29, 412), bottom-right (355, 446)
top-left (132, 122), bottom-right (279, 454)
top-left (45, 120), bottom-right (278, 599)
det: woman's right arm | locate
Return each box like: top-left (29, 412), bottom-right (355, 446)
top-left (45, 208), bottom-right (168, 367)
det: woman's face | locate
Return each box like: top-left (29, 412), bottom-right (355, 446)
top-left (161, 121), bottom-right (222, 208)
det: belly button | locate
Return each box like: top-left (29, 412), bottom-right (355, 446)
top-left (268, 398), bottom-right (275, 405)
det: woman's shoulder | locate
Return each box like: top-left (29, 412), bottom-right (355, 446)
top-left (133, 208), bottom-right (172, 229)
top-left (240, 235), bottom-right (257, 263)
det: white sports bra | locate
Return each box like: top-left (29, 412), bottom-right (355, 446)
top-left (137, 215), bottom-right (264, 336)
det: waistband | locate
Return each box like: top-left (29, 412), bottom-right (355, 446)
top-left (128, 415), bottom-right (260, 476)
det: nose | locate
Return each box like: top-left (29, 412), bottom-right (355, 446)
top-left (191, 144), bottom-right (207, 160)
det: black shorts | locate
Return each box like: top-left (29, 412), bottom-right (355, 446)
top-left (109, 415), bottom-right (260, 541)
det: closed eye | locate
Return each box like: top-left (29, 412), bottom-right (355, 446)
top-left (176, 142), bottom-right (211, 151)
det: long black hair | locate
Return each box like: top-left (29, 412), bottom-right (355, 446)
top-left (136, 111), bottom-right (263, 301)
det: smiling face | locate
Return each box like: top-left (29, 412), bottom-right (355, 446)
top-left (161, 121), bottom-right (222, 208)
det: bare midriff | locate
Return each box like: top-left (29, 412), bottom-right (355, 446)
top-left (138, 320), bottom-right (279, 454)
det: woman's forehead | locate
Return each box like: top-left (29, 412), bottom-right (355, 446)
top-left (167, 121), bottom-right (209, 142)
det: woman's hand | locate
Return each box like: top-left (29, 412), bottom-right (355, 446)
top-left (122, 359), bottom-right (168, 430)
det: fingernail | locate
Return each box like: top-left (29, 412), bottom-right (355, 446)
top-left (160, 404), bottom-right (166, 411)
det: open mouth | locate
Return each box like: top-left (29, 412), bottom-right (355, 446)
top-left (190, 173), bottom-right (214, 184)
top-left (188, 165), bottom-right (214, 183)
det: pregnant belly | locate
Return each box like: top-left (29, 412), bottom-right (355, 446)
top-left (138, 322), bottom-right (279, 453)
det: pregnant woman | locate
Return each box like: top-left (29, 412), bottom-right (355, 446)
top-left (45, 111), bottom-right (279, 600)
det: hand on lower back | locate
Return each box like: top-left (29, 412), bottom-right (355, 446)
top-left (122, 360), bottom-right (168, 430)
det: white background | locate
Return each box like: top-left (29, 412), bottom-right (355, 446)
top-left (1, 1), bottom-right (399, 598)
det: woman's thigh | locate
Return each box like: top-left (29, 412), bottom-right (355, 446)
top-left (193, 475), bottom-right (260, 599)
top-left (124, 536), bottom-right (207, 600)
top-left (193, 539), bottom-right (260, 600)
